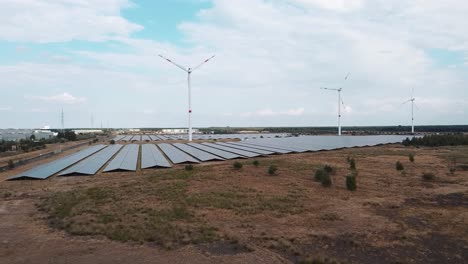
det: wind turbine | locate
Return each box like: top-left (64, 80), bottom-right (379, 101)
top-left (158, 54), bottom-right (215, 141)
top-left (403, 88), bottom-right (416, 134)
top-left (321, 73), bottom-right (350, 136)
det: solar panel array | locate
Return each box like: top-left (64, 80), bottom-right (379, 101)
top-left (59, 144), bottom-right (123, 176)
top-left (113, 133), bottom-right (289, 142)
top-left (141, 144), bottom-right (171, 169)
top-left (103, 144), bottom-right (139, 172)
top-left (8, 135), bottom-right (413, 180)
top-left (9, 145), bottom-right (106, 180)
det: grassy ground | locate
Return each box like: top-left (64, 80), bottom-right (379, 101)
top-left (1, 144), bottom-right (468, 264)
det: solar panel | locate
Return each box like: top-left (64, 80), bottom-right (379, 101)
top-left (103, 144), bottom-right (139, 172)
top-left (216, 142), bottom-right (274, 155)
top-left (226, 142), bottom-right (292, 154)
top-left (59, 144), bottom-right (123, 176)
top-left (242, 141), bottom-right (308, 152)
top-left (8, 145), bottom-right (107, 180)
top-left (157, 143), bottom-right (199, 164)
top-left (141, 144), bottom-right (171, 169)
top-left (113, 135), bottom-right (125, 141)
top-left (131, 135), bottom-right (141, 141)
top-left (201, 142), bottom-right (261, 158)
top-left (187, 143), bottom-right (244, 159)
top-left (173, 143), bottom-right (225, 161)
top-left (141, 135), bottom-right (151, 141)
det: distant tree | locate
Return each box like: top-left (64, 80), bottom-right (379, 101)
top-left (30, 134), bottom-right (36, 141)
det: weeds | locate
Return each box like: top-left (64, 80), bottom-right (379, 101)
top-left (422, 172), bottom-right (435, 181)
top-left (8, 160), bottom-right (15, 169)
top-left (321, 173), bottom-right (332, 187)
top-left (253, 160), bottom-right (260, 167)
top-left (347, 157), bottom-right (356, 170)
top-left (346, 174), bottom-right (357, 191)
top-left (233, 161), bottom-right (243, 170)
top-left (314, 168), bottom-right (326, 182)
top-left (268, 165), bottom-right (278, 175)
top-left (409, 153), bottom-right (415, 162)
top-left (396, 161), bottom-right (404, 171)
top-left (185, 164), bottom-right (194, 171)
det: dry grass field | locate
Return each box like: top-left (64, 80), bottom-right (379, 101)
top-left (0, 144), bottom-right (467, 264)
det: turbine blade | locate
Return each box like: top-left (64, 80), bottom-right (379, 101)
top-left (402, 99), bottom-right (412, 104)
top-left (344, 72), bottom-right (350, 80)
top-left (158, 54), bottom-right (188, 72)
top-left (191, 55), bottom-right (216, 72)
top-left (320, 87), bottom-right (339, 91)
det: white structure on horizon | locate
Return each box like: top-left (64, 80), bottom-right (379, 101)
top-left (162, 128), bottom-right (200, 134)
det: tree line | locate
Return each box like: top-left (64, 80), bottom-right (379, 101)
top-left (402, 134), bottom-right (468, 147)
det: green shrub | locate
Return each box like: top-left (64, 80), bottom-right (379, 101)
top-left (314, 169), bottom-right (326, 182)
top-left (321, 173), bottom-right (332, 187)
top-left (348, 158), bottom-right (356, 170)
top-left (346, 174), bottom-right (357, 191)
top-left (110, 139), bottom-right (115, 145)
top-left (408, 153), bottom-right (415, 162)
top-left (268, 165), bottom-right (278, 175)
top-left (422, 172), bottom-right (435, 181)
top-left (396, 161), bottom-right (404, 171)
top-left (185, 164), bottom-right (194, 171)
top-left (233, 162), bottom-right (243, 169)
top-left (323, 165), bottom-right (334, 174)
top-left (252, 160), bottom-right (260, 167)
top-left (8, 160), bottom-right (15, 169)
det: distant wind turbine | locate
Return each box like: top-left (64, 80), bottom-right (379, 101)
top-left (321, 73), bottom-right (350, 136)
top-left (403, 88), bottom-right (417, 134)
top-left (158, 54), bottom-right (215, 141)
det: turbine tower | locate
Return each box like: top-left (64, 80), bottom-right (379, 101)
top-left (403, 88), bottom-right (416, 134)
top-left (321, 73), bottom-right (350, 136)
top-left (158, 54), bottom-right (215, 141)
top-left (61, 108), bottom-right (64, 133)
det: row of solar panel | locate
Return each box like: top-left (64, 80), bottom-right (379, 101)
top-left (8, 141), bottom-right (301, 180)
top-left (113, 133), bottom-right (289, 142)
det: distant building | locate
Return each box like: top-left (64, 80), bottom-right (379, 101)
top-left (73, 129), bottom-right (104, 135)
top-left (161, 128), bottom-right (200, 134)
top-left (0, 129), bottom-right (55, 141)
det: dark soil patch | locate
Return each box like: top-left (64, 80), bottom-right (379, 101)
top-left (197, 240), bottom-right (252, 256)
top-left (434, 193), bottom-right (468, 207)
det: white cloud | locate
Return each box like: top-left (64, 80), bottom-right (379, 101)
top-left (0, 0), bottom-right (142, 43)
top-left (241, 108), bottom-right (305, 117)
top-left (0, 106), bottom-right (12, 111)
top-left (26, 93), bottom-right (87, 105)
top-left (292, 0), bottom-right (365, 12)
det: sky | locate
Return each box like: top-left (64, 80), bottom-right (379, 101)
top-left (0, 0), bottom-right (467, 129)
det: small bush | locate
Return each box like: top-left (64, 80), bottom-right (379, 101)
top-left (321, 173), bottom-right (332, 187)
top-left (449, 167), bottom-right (456, 175)
top-left (323, 165), bottom-right (334, 174)
top-left (8, 160), bottom-right (15, 169)
top-left (233, 162), bottom-right (243, 169)
top-left (348, 158), bottom-right (356, 170)
top-left (268, 165), bottom-right (278, 175)
top-left (396, 161), bottom-right (404, 171)
top-left (252, 160), bottom-right (260, 167)
top-left (422, 172), bottom-right (435, 181)
top-left (409, 153), bottom-right (415, 162)
top-left (346, 174), bottom-right (357, 191)
top-left (185, 164), bottom-right (194, 171)
top-left (314, 169), bottom-right (326, 182)
top-left (110, 139), bottom-right (115, 145)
